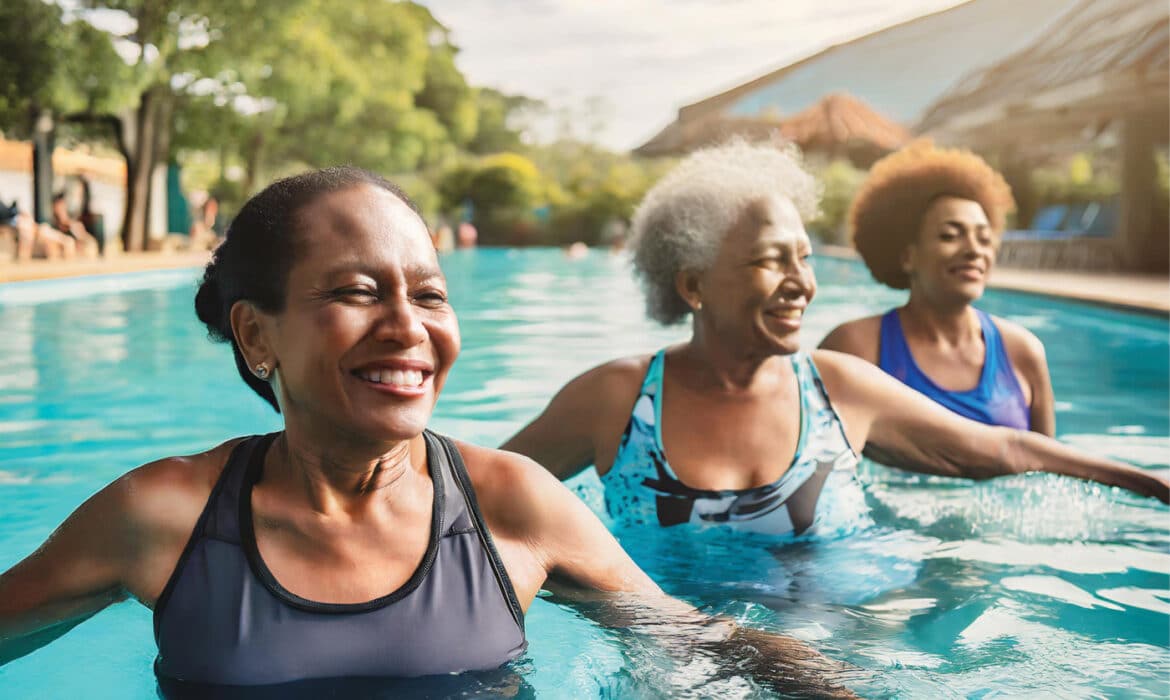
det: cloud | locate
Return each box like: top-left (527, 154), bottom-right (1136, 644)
top-left (423, 0), bottom-right (963, 150)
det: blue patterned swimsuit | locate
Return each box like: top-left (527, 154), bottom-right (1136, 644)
top-left (600, 350), bottom-right (870, 537)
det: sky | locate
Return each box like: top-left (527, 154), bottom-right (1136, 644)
top-left (423, 0), bottom-right (966, 150)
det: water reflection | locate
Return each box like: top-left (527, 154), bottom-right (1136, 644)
top-left (0, 251), bottom-right (1167, 699)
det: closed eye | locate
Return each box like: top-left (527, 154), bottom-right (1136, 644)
top-left (331, 287), bottom-right (379, 302)
top-left (415, 290), bottom-right (448, 306)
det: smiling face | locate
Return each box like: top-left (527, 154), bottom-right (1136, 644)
top-left (259, 184), bottom-right (458, 446)
top-left (691, 194), bottom-right (816, 356)
top-left (904, 195), bottom-right (997, 306)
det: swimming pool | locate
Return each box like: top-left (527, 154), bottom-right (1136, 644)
top-left (1, 249), bottom-right (1166, 698)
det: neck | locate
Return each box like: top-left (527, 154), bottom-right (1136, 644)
top-left (683, 322), bottom-right (790, 392)
top-left (265, 428), bottom-right (426, 517)
top-left (901, 293), bottom-right (980, 345)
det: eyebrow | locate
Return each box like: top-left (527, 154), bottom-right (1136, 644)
top-left (942, 219), bottom-right (989, 229)
top-left (752, 236), bottom-right (811, 251)
top-left (320, 262), bottom-right (444, 283)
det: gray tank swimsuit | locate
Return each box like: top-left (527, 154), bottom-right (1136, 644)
top-left (153, 430), bottom-right (527, 689)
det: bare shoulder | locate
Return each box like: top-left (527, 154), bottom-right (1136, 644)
top-left (555, 353), bottom-right (652, 426)
top-left (111, 439), bottom-right (244, 535)
top-left (818, 314), bottom-right (884, 364)
top-left (578, 354), bottom-right (653, 397)
top-left (989, 315), bottom-right (1048, 372)
top-left (810, 347), bottom-right (886, 385)
top-left (450, 439), bottom-right (572, 537)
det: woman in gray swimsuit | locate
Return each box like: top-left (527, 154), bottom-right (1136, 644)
top-left (0, 167), bottom-right (854, 697)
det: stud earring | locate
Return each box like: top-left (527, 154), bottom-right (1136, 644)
top-left (694, 301), bottom-right (702, 311)
top-left (254, 363), bottom-right (271, 380)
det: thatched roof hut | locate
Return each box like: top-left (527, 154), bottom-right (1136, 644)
top-left (918, 0), bottom-right (1169, 271)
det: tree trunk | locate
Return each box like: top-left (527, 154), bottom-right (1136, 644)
top-left (242, 129), bottom-right (265, 198)
top-left (30, 109), bottom-right (55, 224)
top-left (121, 86), bottom-right (171, 252)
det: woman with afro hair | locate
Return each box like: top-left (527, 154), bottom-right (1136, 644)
top-left (820, 142), bottom-right (1054, 436)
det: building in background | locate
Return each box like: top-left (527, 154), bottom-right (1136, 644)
top-left (636, 0), bottom-right (1170, 274)
top-left (636, 0), bottom-right (1079, 158)
top-left (919, 0), bottom-right (1169, 273)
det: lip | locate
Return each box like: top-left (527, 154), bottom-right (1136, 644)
top-left (348, 358), bottom-right (436, 398)
top-left (765, 306), bottom-right (805, 331)
top-left (949, 263), bottom-right (985, 280)
top-left (352, 358), bottom-right (435, 373)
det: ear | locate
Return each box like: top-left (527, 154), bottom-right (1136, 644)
top-left (230, 301), bottom-right (278, 375)
top-left (900, 244), bottom-right (916, 275)
top-left (674, 269), bottom-right (703, 312)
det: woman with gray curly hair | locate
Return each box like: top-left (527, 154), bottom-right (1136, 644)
top-left (502, 142), bottom-right (1167, 536)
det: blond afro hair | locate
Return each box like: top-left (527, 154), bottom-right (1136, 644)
top-left (850, 141), bottom-right (1015, 289)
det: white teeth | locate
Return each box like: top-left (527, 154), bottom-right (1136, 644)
top-left (358, 369), bottom-right (425, 387)
top-left (776, 309), bottom-right (802, 319)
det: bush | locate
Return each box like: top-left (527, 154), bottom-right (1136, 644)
top-left (436, 152), bottom-right (546, 244)
top-left (1031, 153), bottom-right (1119, 204)
top-left (808, 159), bottom-right (866, 245)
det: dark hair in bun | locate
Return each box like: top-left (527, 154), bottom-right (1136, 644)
top-left (194, 166), bottom-right (421, 411)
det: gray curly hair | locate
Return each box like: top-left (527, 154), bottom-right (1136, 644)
top-left (630, 140), bottom-right (820, 325)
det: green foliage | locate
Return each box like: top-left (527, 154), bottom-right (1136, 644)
top-left (467, 89), bottom-right (542, 155)
top-left (393, 172), bottom-right (441, 223)
top-left (0, 0), bottom-right (128, 133)
top-left (469, 153), bottom-right (545, 211)
top-left (544, 149), bottom-right (669, 245)
top-left (437, 152), bottom-right (546, 244)
top-left (0, 0), bottom-right (62, 130)
top-left (0, 0), bottom-right (569, 244)
top-left (1032, 153), bottom-right (1119, 204)
top-left (808, 159), bottom-right (867, 245)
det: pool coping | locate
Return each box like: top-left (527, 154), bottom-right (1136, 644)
top-left (3, 246), bottom-right (1167, 318)
top-left (0, 251), bottom-right (212, 284)
top-left (816, 244), bottom-right (1170, 318)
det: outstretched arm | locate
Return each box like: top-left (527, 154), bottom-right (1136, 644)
top-left (502, 357), bottom-right (645, 480)
top-left (0, 475), bottom-right (139, 664)
top-left (814, 350), bottom-right (1168, 502)
top-left (468, 443), bottom-right (858, 698)
top-left (1, 450), bottom-right (224, 665)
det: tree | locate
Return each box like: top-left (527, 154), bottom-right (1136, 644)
top-left (1, 0), bottom-right (532, 248)
top-left (0, 0), bottom-right (60, 131)
top-left (0, 1), bottom-right (130, 221)
top-left (467, 89), bottom-right (543, 155)
top-left (70, 0), bottom-right (310, 251)
top-left (438, 153), bottom-right (547, 244)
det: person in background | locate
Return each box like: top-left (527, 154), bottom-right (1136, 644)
top-left (50, 191), bottom-right (99, 257)
top-left (565, 241), bottom-right (589, 259)
top-left (820, 143), bottom-right (1054, 435)
top-left (432, 222), bottom-right (455, 253)
top-left (2, 198), bottom-right (75, 261)
top-left (0, 166), bottom-right (856, 698)
top-left (188, 190), bottom-right (223, 251)
top-left (456, 221), bottom-right (478, 248)
top-left (503, 141), bottom-right (1166, 541)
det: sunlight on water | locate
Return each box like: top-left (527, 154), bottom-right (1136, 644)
top-left (0, 250), bottom-right (1167, 698)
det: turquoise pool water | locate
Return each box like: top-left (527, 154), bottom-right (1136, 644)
top-left (0, 249), bottom-right (1167, 698)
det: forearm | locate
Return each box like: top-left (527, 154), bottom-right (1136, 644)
top-left (1009, 431), bottom-right (1169, 502)
top-left (0, 586), bottom-right (126, 665)
top-left (696, 624), bottom-right (858, 699)
top-left (547, 587), bottom-right (857, 698)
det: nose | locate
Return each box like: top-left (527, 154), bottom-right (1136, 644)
top-left (372, 296), bottom-right (428, 348)
top-left (961, 230), bottom-right (987, 257)
top-left (779, 261), bottom-right (816, 300)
